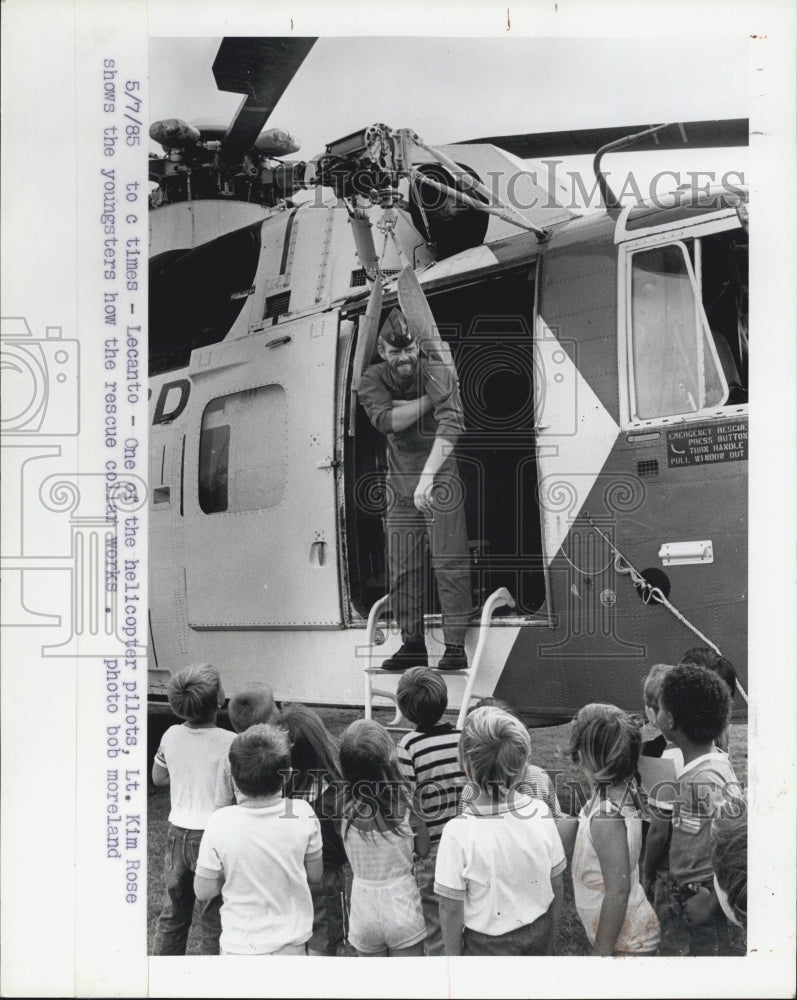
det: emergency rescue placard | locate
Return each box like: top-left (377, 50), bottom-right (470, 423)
top-left (666, 421), bottom-right (748, 467)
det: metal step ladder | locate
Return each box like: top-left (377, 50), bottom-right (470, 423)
top-left (362, 587), bottom-right (516, 731)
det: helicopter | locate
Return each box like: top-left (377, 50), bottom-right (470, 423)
top-left (147, 37), bottom-right (749, 725)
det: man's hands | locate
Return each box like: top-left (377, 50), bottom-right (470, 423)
top-left (414, 436), bottom-right (455, 513)
top-left (413, 473), bottom-right (436, 514)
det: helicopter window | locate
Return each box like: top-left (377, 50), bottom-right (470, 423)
top-left (698, 229), bottom-right (748, 403)
top-left (198, 385), bottom-right (286, 514)
top-left (629, 243), bottom-right (727, 420)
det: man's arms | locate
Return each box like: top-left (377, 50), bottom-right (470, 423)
top-left (390, 395), bottom-right (433, 432)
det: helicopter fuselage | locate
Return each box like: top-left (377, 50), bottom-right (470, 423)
top-left (148, 149), bottom-right (748, 723)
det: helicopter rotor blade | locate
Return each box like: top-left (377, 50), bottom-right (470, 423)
top-left (457, 118), bottom-right (749, 158)
top-left (212, 37), bottom-right (316, 155)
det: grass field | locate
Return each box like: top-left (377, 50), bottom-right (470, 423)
top-left (147, 710), bottom-right (748, 957)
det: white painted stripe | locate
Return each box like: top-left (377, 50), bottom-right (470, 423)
top-left (534, 315), bottom-right (620, 566)
top-left (417, 244), bottom-right (499, 283)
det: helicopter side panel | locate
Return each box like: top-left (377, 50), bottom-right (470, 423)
top-left (493, 210), bottom-right (748, 717)
top-left (180, 313), bottom-right (342, 628)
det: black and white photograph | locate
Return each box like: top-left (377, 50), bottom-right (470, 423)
top-left (1, 2), bottom-right (795, 997)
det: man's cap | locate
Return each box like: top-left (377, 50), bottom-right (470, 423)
top-left (379, 308), bottom-right (417, 349)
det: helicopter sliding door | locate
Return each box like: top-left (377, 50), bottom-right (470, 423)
top-left (181, 312), bottom-right (341, 628)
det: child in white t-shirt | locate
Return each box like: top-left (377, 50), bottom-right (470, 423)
top-left (195, 724), bottom-right (323, 955)
top-left (151, 663), bottom-right (234, 955)
top-left (214, 682), bottom-right (280, 808)
top-left (434, 706), bottom-right (566, 956)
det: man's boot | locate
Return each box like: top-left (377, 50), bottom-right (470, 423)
top-left (438, 644), bottom-right (468, 671)
top-left (381, 641), bottom-right (428, 671)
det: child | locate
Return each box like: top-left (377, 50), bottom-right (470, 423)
top-left (679, 646), bottom-right (738, 752)
top-left (395, 667), bottom-right (467, 955)
top-left (637, 663), bottom-right (686, 955)
top-left (569, 703), bottom-right (660, 956)
top-left (712, 816), bottom-right (747, 943)
top-left (194, 723), bottom-right (323, 955)
top-left (151, 663), bottom-right (235, 955)
top-left (280, 704), bottom-right (348, 957)
top-left (339, 719), bottom-right (428, 957)
top-left (641, 663), bottom-right (675, 759)
top-left (434, 706), bottom-right (566, 956)
top-left (214, 682), bottom-right (279, 808)
top-left (644, 663), bottom-right (744, 956)
top-left (462, 697), bottom-right (564, 820)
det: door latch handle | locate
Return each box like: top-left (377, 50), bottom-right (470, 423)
top-left (310, 540), bottom-right (326, 566)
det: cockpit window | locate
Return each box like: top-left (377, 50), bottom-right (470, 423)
top-left (629, 242), bottom-right (728, 420)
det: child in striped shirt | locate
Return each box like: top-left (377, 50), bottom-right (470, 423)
top-left (396, 667), bottom-right (467, 955)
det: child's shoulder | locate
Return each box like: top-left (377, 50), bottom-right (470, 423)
top-left (682, 751), bottom-right (738, 785)
top-left (163, 723), bottom-right (235, 756)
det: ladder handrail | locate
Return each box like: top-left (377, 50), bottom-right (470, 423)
top-left (365, 594), bottom-right (391, 669)
top-left (363, 594), bottom-right (391, 721)
top-left (362, 588), bottom-right (517, 729)
top-left (456, 586), bottom-right (516, 728)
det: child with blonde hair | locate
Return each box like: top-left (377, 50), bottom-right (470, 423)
top-left (569, 703), bottom-right (659, 955)
top-left (462, 697), bottom-right (563, 819)
top-left (434, 706), bottom-right (566, 956)
top-left (339, 719), bottom-right (428, 957)
top-left (151, 663), bottom-right (234, 955)
top-left (638, 663), bottom-right (686, 954)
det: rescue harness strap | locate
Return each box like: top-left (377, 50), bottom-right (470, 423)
top-left (584, 513), bottom-right (749, 705)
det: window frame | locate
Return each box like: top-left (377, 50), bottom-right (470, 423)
top-left (618, 217), bottom-right (748, 430)
top-left (197, 383), bottom-right (288, 515)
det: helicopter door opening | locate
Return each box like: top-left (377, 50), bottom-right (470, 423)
top-left (344, 268), bottom-right (545, 625)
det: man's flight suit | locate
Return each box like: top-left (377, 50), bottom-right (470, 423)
top-left (358, 345), bottom-right (472, 649)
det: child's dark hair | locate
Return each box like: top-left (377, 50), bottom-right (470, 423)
top-left (397, 667), bottom-right (448, 729)
top-left (569, 703), bottom-right (641, 784)
top-left (167, 663), bottom-right (221, 723)
top-left (228, 682), bottom-right (279, 733)
top-left (280, 703), bottom-right (342, 794)
top-left (659, 664), bottom-right (731, 743)
top-left (679, 647), bottom-right (738, 702)
top-left (712, 816), bottom-right (747, 927)
top-left (339, 720), bottom-right (412, 838)
top-left (229, 723), bottom-right (291, 798)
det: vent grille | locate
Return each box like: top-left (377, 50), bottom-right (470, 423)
top-left (637, 459), bottom-right (659, 478)
top-left (350, 268), bottom-right (400, 287)
top-left (264, 290), bottom-right (291, 319)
